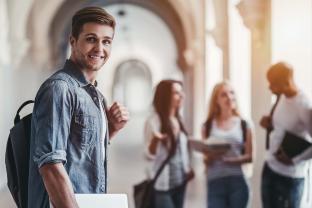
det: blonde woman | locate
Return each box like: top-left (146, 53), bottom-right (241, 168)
top-left (202, 81), bottom-right (253, 208)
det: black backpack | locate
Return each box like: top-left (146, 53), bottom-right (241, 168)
top-left (5, 100), bottom-right (34, 208)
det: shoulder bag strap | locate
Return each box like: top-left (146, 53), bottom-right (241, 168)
top-left (266, 95), bottom-right (281, 149)
top-left (150, 136), bottom-right (179, 185)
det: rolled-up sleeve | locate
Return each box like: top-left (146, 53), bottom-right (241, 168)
top-left (32, 80), bottom-right (72, 168)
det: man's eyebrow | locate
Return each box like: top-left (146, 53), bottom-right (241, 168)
top-left (84, 33), bottom-right (97, 36)
top-left (84, 33), bottom-right (112, 39)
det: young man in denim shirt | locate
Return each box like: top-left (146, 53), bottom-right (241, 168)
top-left (28, 7), bottom-right (129, 208)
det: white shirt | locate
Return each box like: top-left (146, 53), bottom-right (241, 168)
top-left (144, 112), bottom-right (191, 191)
top-left (99, 98), bottom-right (108, 160)
top-left (267, 91), bottom-right (312, 178)
top-left (207, 117), bottom-right (252, 180)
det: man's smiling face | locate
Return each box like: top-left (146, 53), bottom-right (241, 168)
top-left (70, 22), bottom-right (114, 72)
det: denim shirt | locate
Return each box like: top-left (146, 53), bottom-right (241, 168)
top-left (28, 60), bottom-right (109, 208)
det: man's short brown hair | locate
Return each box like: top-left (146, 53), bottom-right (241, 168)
top-left (71, 6), bottom-right (116, 39)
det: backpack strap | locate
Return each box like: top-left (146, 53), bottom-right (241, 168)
top-left (14, 100), bottom-right (34, 124)
top-left (241, 119), bottom-right (247, 154)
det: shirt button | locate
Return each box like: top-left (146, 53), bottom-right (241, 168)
top-left (100, 185), bottom-right (105, 192)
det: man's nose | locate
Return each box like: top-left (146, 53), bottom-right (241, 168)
top-left (95, 41), bottom-right (103, 52)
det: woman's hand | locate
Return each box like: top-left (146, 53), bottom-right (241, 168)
top-left (222, 156), bottom-right (239, 165)
top-left (203, 150), bottom-right (225, 166)
top-left (148, 133), bottom-right (169, 155)
top-left (153, 132), bottom-right (169, 141)
top-left (186, 169), bottom-right (195, 181)
top-left (222, 154), bottom-right (252, 165)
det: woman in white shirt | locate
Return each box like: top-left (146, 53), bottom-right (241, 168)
top-left (144, 80), bottom-right (194, 208)
top-left (202, 81), bottom-right (253, 208)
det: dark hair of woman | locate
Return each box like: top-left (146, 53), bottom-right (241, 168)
top-left (153, 80), bottom-right (188, 153)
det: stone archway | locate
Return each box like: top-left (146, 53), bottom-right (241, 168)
top-left (49, 0), bottom-right (193, 72)
top-left (112, 59), bottom-right (153, 114)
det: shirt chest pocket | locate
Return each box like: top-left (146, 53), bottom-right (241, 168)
top-left (72, 114), bottom-right (97, 150)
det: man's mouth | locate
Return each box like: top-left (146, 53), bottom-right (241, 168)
top-left (88, 55), bottom-right (105, 60)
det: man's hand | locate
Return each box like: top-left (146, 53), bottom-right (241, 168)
top-left (274, 148), bottom-right (294, 166)
top-left (107, 102), bottom-right (129, 138)
top-left (260, 115), bottom-right (273, 129)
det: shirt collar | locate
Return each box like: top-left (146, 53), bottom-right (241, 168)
top-left (63, 59), bottom-right (98, 87)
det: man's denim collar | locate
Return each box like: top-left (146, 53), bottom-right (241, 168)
top-left (63, 59), bottom-right (98, 87)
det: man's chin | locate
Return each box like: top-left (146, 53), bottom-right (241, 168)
top-left (88, 63), bottom-right (104, 71)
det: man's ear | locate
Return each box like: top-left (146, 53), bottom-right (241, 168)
top-left (69, 35), bottom-right (76, 46)
top-left (286, 79), bottom-right (293, 89)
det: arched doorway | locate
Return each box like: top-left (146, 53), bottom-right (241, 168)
top-left (112, 59), bottom-right (152, 115)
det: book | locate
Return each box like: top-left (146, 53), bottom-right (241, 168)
top-left (50, 194), bottom-right (128, 208)
top-left (189, 138), bottom-right (231, 153)
top-left (280, 131), bottom-right (312, 158)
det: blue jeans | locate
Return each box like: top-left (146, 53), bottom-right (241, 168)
top-left (261, 163), bottom-right (304, 208)
top-left (207, 175), bottom-right (249, 208)
top-left (154, 184), bottom-right (187, 208)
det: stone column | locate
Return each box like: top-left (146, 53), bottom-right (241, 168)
top-left (7, 0), bottom-right (34, 69)
top-left (177, 0), bottom-right (205, 137)
top-left (180, 46), bottom-right (197, 135)
top-left (182, 37), bottom-right (205, 137)
top-left (236, 1), bottom-right (272, 207)
top-left (211, 0), bottom-right (230, 79)
top-left (0, 0), bottom-right (11, 187)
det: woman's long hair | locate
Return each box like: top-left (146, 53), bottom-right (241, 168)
top-left (153, 80), bottom-right (187, 152)
top-left (203, 81), bottom-right (240, 138)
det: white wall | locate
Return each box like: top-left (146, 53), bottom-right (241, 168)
top-left (272, 0), bottom-right (312, 98)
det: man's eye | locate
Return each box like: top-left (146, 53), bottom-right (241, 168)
top-left (103, 40), bottom-right (111, 46)
top-left (86, 37), bottom-right (97, 42)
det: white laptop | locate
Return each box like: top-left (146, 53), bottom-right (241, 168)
top-left (50, 194), bottom-right (128, 208)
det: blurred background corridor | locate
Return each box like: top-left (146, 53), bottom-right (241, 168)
top-left (1, 0), bottom-right (312, 207)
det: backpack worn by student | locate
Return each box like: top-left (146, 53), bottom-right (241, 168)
top-left (5, 100), bottom-right (34, 208)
